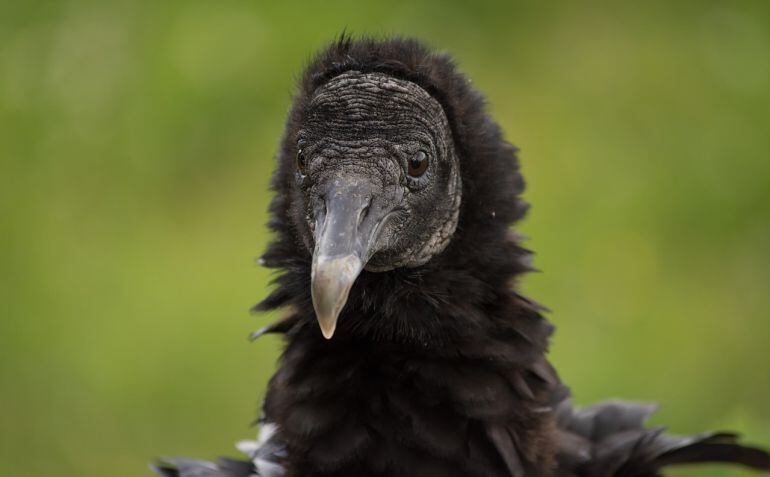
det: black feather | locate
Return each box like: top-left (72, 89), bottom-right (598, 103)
top-left (151, 457), bottom-right (253, 477)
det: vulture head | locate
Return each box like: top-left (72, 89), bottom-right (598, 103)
top-left (298, 71), bottom-right (461, 338)
top-left (259, 36), bottom-right (531, 343)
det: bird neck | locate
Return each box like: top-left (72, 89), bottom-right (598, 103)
top-left (258, 222), bottom-right (562, 476)
top-left (261, 290), bottom-right (561, 477)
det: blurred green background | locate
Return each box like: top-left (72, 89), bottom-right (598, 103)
top-left (1, 1), bottom-right (769, 476)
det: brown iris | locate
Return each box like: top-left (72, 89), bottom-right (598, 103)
top-left (408, 151), bottom-right (429, 177)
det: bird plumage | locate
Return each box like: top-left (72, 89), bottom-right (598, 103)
top-left (153, 36), bottom-right (770, 477)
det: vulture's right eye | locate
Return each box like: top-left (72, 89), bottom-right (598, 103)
top-left (296, 149), bottom-right (307, 175)
top-left (408, 150), bottom-right (429, 178)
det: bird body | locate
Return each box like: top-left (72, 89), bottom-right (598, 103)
top-left (154, 36), bottom-right (770, 477)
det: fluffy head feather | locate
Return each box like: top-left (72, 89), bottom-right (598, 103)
top-left (257, 35), bottom-right (536, 346)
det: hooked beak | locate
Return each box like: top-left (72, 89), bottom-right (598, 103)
top-left (311, 254), bottom-right (363, 339)
top-left (310, 179), bottom-right (383, 339)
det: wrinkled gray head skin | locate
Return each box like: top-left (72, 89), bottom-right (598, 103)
top-left (296, 71), bottom-right (462, 337)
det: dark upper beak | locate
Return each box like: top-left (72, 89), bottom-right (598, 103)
top-left (311, 177), bottom-right (383, 339)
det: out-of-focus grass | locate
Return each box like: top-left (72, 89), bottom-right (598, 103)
top-left (0, 1), bottom-right (768, 476)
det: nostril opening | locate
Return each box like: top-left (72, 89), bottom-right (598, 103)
top-left (358, 197), bottom-right (372, 226)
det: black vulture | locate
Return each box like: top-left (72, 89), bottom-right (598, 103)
top-left (153, 36), bottom-right (770, 477)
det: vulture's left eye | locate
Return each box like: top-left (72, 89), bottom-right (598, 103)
top-left (408, 151), bottom-right (429, 178)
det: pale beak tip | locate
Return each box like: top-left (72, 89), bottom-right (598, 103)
top-left (320, 323), bottom-right (336, 340)
top-left (311, 254), bottom-right (363, 341)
